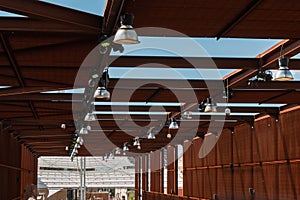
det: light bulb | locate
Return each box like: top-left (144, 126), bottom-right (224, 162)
top-left (225, 107), bottom-right (231, 115)
top-left (167, 133), bottom-right (172, 139)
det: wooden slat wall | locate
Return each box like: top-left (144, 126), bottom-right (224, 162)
top-left (0, 130), bottom-right (37, 200)
top-left (142, 154), bottom-right (148, 192)
top-left (135, 156), bottom-right (139, 199)
top-left (217, 129), bottom-right (233, 200)
top-left (0, 132), bottom-right (21, 200)
top-left (20, 145), bottom-right (38, 200)
top-left (180, 108), bottom-right (300, 199)
top-left (150, 150), bottom-right (163, 192)
top-left (183, 140), bottom-right (192, 197)
top-left (167, 145), bottom-right (176, 194)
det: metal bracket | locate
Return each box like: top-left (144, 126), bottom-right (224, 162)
top-left (244, 117), bottom-right (255, 128)
top-left (265, 108), bottom-right (280, 120)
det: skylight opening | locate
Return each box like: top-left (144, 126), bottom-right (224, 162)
top-left (0, 86), bottom-right (12, 89)
top-left (93, 102), bottom-right (184, 106)
top-left (42, 88), bottom-right (84, 94)
top-left (0, 10), bottom-right (27, 17)
top-left (178, 119), bottom-right (238, 123)
top-left (191, 112), bottom-right (259, 116)
top-left (40, 0), bottom-right (106, 16)
top-left (109, 67), bottom-right (234, 80)
top-left (93, 111), bottom-right (169, 115)
top-left (111, 37), bottom-right (282, 58)
top-left (217, 103), bottom-right (285, 107)
top-left (292, 53), bottom-right (300, 59)
top-left (51, 100), bottom-right (81, 103)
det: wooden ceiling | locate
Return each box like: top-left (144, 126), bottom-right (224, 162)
top-left (0, 0), bottom-right (299, 157)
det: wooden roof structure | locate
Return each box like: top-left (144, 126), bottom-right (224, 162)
top-left (0, 0), bottom-right (300, 156)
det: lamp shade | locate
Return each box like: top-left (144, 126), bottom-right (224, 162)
top-left (204, 98), bottom-right (217, 112)
top-left (94, 87), bottom-right (110, 99)
top-left (113, 13), bottom-right (139, 44)
top-left (274, 58), bottom-right (293, 81)
top-left (183, 111), bottom-right (192, 119)
top-left (123, 144), bottom-right (129, 151)
top-left (169, 118), bottom-right (179, 129)
top-left (113, 25), bottom-right (139, 44)
top-left (84, 112), bottom-right (96, 121)
top-left (147, 128), bottom-right (156, 139)
top-left (133, 138), bottom-right (140, 146)
top-left (79, 127), bottom-right (88, 134)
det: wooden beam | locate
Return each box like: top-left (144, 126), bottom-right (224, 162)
top-left (7, 119), bottom-right (73, 126)
top-left (17, 130), bottom-right (72, 138)
top-left (0, 18), bottom-right (98, 34)
top-left (215, 0), bottom-right (263, 39)
top-left (0, 0), bottom-right (102, 32)
top-left (103, 0), bottom-right (125, 34)
top-left (26, 141), bottom-right (70, 145)
top-left (110, 56), bottom-right (259, 69)
top-left (0, 93), bottom-right (74, 101)
top-left (233, 81), bottom-right (300, 90)
top-left (95, 105), bottom-right (181, 112)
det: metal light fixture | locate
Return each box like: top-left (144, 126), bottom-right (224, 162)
top-left (94, 86), bottom-right (110, 99)
top-left (183, 111), bottom-right (192, 119)
top-left (79, 126), bottom-right (89, 134)
top-left (167, 128), bottom-right (172, 139)
top-left (274, 57), bottom-right (294, 81)
top-left (123, 143), bottom-right (129, 151)
top-left (225, 107), bottom-right (231, 115)
top-left (60, 123), bottom-right (66, 129)
top-left (113, 13), bottom-right (139, 44)
top-left (224, 79), bottom-right (231, 116)
top-left (147, 127), bottom-right (156, 139)
top-left (204, 98), bottom-right (217, 113)
top-left (115, 148), bottom-right (121, 155)
top-left (76, 136), bottom-right (84, 145)
top-left (133, 137), bottom-right (140, 146)
top-left (167, 132), bottom-right (172, 139)
top-left (169, 118), bottom-right (179, 129)
top-left (84, 112), bottom-right (96, 121)
top-left (94, 68), bottom-right (110, 100)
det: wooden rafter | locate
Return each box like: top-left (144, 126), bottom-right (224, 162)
top-left (0, 0), bottom-right (102, 32)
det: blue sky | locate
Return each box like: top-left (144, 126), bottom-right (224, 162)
top-left (0, 0), bottom-right (106, 16)
top-left (40, 0), bottom-right (106, 15)
top-left (111, 37), bottom-right (282, 58)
